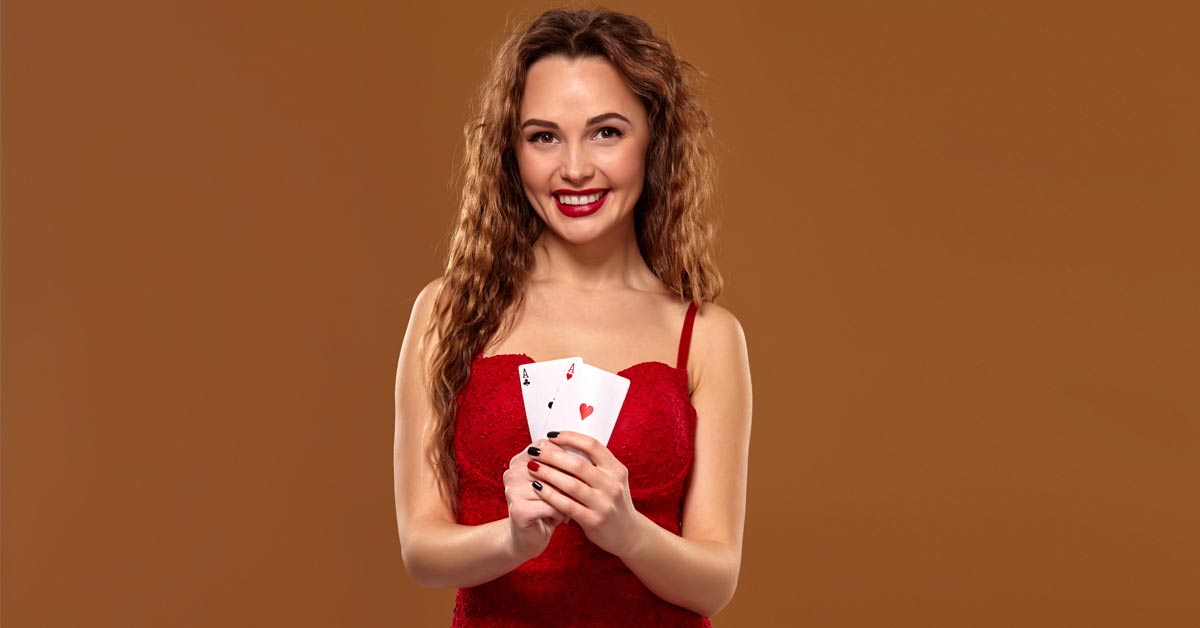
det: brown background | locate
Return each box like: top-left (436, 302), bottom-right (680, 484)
top-left (3, 0), bottom-right (1198, 626)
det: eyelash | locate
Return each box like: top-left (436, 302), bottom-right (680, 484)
top-left (526, 127), bottom-right (624, 144)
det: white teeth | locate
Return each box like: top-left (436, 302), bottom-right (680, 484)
top-left (557, 191), bottom-right (605, 205)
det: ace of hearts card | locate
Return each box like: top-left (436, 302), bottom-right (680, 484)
top-left (541, 362), bottom-right (631, 463)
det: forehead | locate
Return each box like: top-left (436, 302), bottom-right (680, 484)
top-left (520, 55), bottom-right (646, 123)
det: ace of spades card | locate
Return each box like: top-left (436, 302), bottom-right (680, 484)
top-left (541, 362), bottom-right (631, 463)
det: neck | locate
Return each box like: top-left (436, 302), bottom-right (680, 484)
top-left (530, 217), bottom-right (653, 291)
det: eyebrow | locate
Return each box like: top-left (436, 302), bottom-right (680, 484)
top-left (520, 112), bottom-right (632, 130)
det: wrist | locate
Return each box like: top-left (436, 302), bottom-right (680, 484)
top-left (503, 517), bottom-right (537, 563)
top-left (618, 512), bottom-right (656, 561)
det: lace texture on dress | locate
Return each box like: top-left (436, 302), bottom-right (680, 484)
top-left (450, 349), bottom-right (712, 628)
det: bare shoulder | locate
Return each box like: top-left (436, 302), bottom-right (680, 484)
top-left (406, 277), bottom-right (445, 339)
top-left (397, 276), bottom-right (446, 378)
top-left (688, 301), bottom-right (750, 392)
top-left (412, 277), bottom-right (444, 318)
top-left (692, 301), bottom-right (749, 363)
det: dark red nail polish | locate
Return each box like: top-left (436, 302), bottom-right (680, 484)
top-left (532, 481), bottom-right (543, 491)
top-left (527, 460), bottom-right (539, 472)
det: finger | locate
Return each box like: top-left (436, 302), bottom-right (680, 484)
top-left (528, 456), bottom-right (600, 511)
top-left (512, 435), bottom-right (554, 465)
top-left (527, 439), bottom-right (578, 479)
top-left (531, 478), bottom-right (589, 525)
top-left (529, 438), bottom-right (619, 502)
top-left (531, 437), bottom-right (599, 480)
top-left (544, 430), bottom-right (622, 471)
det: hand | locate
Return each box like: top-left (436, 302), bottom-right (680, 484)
top-left (504, 443), bottom-right (569, 561)
top-left (526, 431), bottom-right (647, 558)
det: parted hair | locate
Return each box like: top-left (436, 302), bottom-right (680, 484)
top-left (420, 7), bottom-right (722, 519)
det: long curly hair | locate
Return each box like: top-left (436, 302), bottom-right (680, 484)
top-left (421, 7), bottom-right (723, 519)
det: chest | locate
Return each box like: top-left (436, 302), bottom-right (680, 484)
top-left (454, 354), bottom-right (697, 499)
top-left (486, 290), bottom-right (685, 375)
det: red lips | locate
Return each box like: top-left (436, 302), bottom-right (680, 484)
top-left (553, 189), bottom-right (609, 218)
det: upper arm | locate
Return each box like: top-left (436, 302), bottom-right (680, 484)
top-left (394, 277), bottom-right (455, 546)
top-left (679, 303), bottom-right (753, 563)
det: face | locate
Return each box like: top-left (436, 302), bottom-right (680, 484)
top-left (514, 55), bottom-right (651, 245)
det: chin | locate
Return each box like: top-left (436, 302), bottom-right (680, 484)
top-left (549, 222), bottom-right (609, 245)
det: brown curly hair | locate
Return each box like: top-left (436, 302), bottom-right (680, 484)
top-left (421, 7), bottom-right (723, 519)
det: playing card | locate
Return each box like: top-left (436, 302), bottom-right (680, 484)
top-left (517, 357), bottom-right (582, 443)
top-left (542, 362), bottom-right (630, 463)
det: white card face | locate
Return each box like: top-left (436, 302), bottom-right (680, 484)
top-left (542, 363), bottom-right (630, 462)
top-left (517, 357), bottom-right (582, 444)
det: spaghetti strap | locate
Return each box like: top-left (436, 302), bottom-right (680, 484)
top-left (675, 301), bottom-right (699, 371)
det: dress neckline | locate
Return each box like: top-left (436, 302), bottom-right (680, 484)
top-left (474, 352), bottom-right (687, 378)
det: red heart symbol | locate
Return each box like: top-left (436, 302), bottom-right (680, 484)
top-left (579, 403), bottom-right (594, 420)
top-left (566, 372), bottom-right (573, 380)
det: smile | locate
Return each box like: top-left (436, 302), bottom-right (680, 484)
top-left (552, 188), bottom-right (609, 218)
top-left (556, 191), bottom-right (604, 205)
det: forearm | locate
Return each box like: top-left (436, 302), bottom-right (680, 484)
top-left (401, 516), bottom-right (525, 589)
top-left (620, 514), bottom-right (740, 617)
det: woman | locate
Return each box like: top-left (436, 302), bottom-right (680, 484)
top-left (394, 8), bottom-right (752, 626)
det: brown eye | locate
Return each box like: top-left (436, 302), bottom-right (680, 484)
top-left (528, 132), bottom-right (556, 144)
top-left (596, 127), bottom-right (622, 139)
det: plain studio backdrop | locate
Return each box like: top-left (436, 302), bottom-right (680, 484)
top-left (3, 1), bottom-right (1197, 626)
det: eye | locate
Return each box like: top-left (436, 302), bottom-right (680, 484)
top-left (527, 131), bottom-right (557, 144)
top-left (595, 127), bottom-right (623, 140)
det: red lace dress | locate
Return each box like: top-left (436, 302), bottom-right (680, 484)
top-left (450, 301), bottom-right (712, 627)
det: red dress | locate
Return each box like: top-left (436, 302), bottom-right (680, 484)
top-left (451, 301), bottom-right (712, 627)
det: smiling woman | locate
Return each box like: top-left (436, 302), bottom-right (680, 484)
top-left (517, 56), bottom-right (650, 232)
top-left (393, 7), bottom-right (752, 627)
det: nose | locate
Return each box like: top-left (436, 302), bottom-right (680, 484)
top-left (559, 142), bottom-right (594, 184)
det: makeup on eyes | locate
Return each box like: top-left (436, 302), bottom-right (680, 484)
top-left (526, 126), bottom-right (625, 144)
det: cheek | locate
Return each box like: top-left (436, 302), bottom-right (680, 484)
top-left (515, 147), bottom-right (553, 190)
top-left (603, 145), bottom-right (647, 188)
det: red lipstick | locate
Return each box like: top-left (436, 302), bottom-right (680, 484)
top-left (552, 188), bottom-right (609, 218)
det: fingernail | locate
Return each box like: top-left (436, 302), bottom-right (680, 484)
top-left (527, 446), bottom-right (541, 456)
top-left (532, 481), bottom-right (543, 491)
top-left (527, 460), bottom-right (539, 472)
top-left (547, 431), bottom-right (560, 438)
